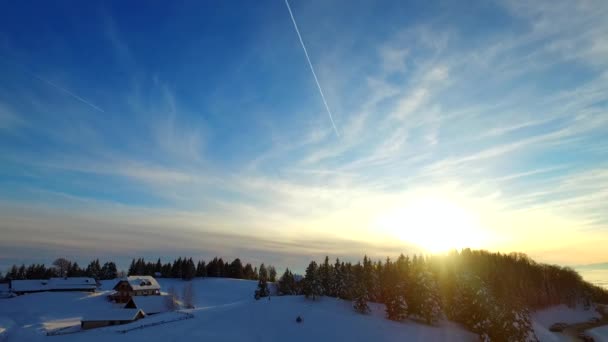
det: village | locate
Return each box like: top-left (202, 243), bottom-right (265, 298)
top-left (1, 275), bottom-right (177, 332)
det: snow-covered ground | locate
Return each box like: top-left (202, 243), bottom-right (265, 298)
top-left (588, 325), bottom-right (608, 341)
top-left (531, 304), bottom-right (602, 341)
top-left (0, 278), bottom-right (605, 341)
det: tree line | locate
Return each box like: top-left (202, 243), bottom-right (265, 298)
top-left (270, 249), bottom-right (608, 341)
top-left (127, 257), bottom-right (277, 281)
top-left (3, 258), bottom-right (118, 280)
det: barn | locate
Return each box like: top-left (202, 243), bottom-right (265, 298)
top-left (80, 309), bottom-right (145, 330)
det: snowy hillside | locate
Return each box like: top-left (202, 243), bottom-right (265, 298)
top-left (0, 278), bottom-right (604, 341)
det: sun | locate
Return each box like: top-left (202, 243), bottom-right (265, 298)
top-left (373, 196), bottom-right (485, 253)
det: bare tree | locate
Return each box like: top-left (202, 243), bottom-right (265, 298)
top-left (53, 258), bottom-right (71, 277)
top-left (165, 286), bottom-right (178, 311)
top-left (182, 282), bottom-right (195, 309)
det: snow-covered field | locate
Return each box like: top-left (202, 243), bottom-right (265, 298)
top-left (531, 304), bottom-right (602, 341)
top-left (0, 278), bottom-right (605, 341)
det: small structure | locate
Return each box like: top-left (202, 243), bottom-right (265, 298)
top-left (10, 277), bottom-right (96, 295)
top-left (110, 276), bottom-right (161, 303)
top-left (80, 309), bottom-right (145, 330)
top-left (124, 295), bottom-right (170, 315)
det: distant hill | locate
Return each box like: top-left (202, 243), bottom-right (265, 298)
top-left (575, 262), bottom-right (608, 270)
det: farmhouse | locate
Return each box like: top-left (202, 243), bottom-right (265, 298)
top-left (10, 277), bottom-right (97, 295)
top-left (124, 295), bottom-right (170, 315)
top-left (80, 309), bottom-right (145, 330)
top-left (110, 276), bottom-right (161, 303)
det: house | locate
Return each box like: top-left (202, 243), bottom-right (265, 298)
top-left (124, 295), bottom-right (170, 315)
top-left (10, 277), bottom-right (97, 295)
top-left (110, 276), bottom-right (161, 303)
top-left (80, 309), bottom-right (145, 330)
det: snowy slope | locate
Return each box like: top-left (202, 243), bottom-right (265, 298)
top-left (531, 304), bottom-right (602, 342)
top-left (588, 325), bottom-right (608, 342)
top-left (1, 277), bottom-right (604, 341)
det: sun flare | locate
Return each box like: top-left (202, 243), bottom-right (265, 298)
top-left (373, 196), bottom-right (486, 253)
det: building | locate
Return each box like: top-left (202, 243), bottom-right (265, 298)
top-left (124, 295), bottom-right (170, 315)
top-left (10, 277), bottom-right (97, 295)
top-left (80, 309), bottom-right (145, 330)
top-left (110, 276), bottom-right (161, 303)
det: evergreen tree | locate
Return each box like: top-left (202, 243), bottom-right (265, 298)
top-left (303, 261), bottom-right (322, 300)
top-left (196, 260), bottom-right (207, 277)
top-left (268, 265), bottom-right (277, 282)
top-left (128, 259), bottom-right (136, 276)
top-left (243, 263), bottom-right (255, 279)
top-left (258, 264), bottom-right (268, 282)
top-left (228, 258), bottom-right (244, 279)
top-left (183, 258), bottom-right (196, 280)
top-left (319, 256), bottom-right (332, 296)
top-left (100, 262), bottom-right (118, 280)
top-left (278, 268), bottom-right (296, 295)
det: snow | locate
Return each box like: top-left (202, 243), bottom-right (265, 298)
top-left (588, 325), bottom-right (608, 341)
top-left (127, 296), bottom-right (169, 315)
top-left (120, 276), bottom-right (160, 291)
top-left (10, 277), bottom-right (96, 293)
top-left (531, 304), bottom-right (602, 342)
top-left (82, 309), bottom-right (144, 321)
top-left (3, 277), bottom-right (604, 341)
top-left (0, 277), bottom-right (479, 341)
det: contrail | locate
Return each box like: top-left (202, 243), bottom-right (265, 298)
top-left (284, 0), bottom-right (339, 137)
top-left (0, 55), bottom-right (105, 113)
top-left (30, 73), bottom-right (105, 113)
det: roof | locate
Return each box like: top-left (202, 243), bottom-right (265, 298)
top-left (127, 295), bottom-right (170, 314)
top-left (11, 277), bottom-right (97, 292)
top-left (114, 276), bottom-right (160, 291)
top-left (82, 309), bottom-right (145, 322)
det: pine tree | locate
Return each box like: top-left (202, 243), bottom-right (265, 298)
top-left (268, 265), bottom-right (277, 282)
top-left (255, 265), bottom-right (270, 299)
top-left (303, 261), bottom-right (322, 300)
top-left (243, 263), bottom-right (255, 279)
top-left (228, 258), bottom-right (244, 279)
top-left (278, 268), bottom-right (296, 295)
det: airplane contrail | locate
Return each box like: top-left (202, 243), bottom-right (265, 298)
top-left (30, 73), bottom-right (105, 113)
top-left (284, 0), bottom-right (340, 137)
top-left (1, 55), bottom-right (105, 113)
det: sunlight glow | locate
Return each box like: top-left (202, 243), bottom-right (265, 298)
top-left (373, 196), bottom-right (486, 253)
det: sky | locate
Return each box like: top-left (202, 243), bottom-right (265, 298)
top-left (0, 0), bottom-right (607, 273)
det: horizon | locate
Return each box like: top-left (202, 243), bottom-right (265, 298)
top-left (1, 0), bottom-right (608, 277)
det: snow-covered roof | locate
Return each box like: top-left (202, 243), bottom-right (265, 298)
top-left (81, 309), bottom-right (144, 322)
top-left (128, 295), bottom-right (169, 314)
top-left (11, 278), bottom-right (97, 292)
top-left (10, 279), bottom-right (51, 292)
top-left (115, 276), bottom-right (160, 291)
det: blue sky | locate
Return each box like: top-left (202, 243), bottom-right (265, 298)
top-left (1, 0), bottom-right (607, 272)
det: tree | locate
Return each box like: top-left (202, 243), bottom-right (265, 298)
top-left (183, 258), bottom-right (196, 280)
top-left (353, 294), bottom-right (371, 314)
top-left (303, 261), bottom-right (322, 300)
top-left (182, 282), bottom-right (195, 309)
top-left (268, 265), bottom-right (277, 282)
top-left (243, 263), bottom-right (255, 280)
top-left (258, 264), bottom-right (268, 282)
top-left (385, 286), bottom-right (408, 321)
top-left (165, 286), bottom-right (178, 311)
top-left (100, 262), bottom-right (118, 280)
top-left (53, 258), bottom-right (71, 277)
top-left (196, 261), bottom-right (207, 277)
top-left (228, 258), bottom-right (244, 279)
top-left (278, 268), bottom-right (296, 295)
